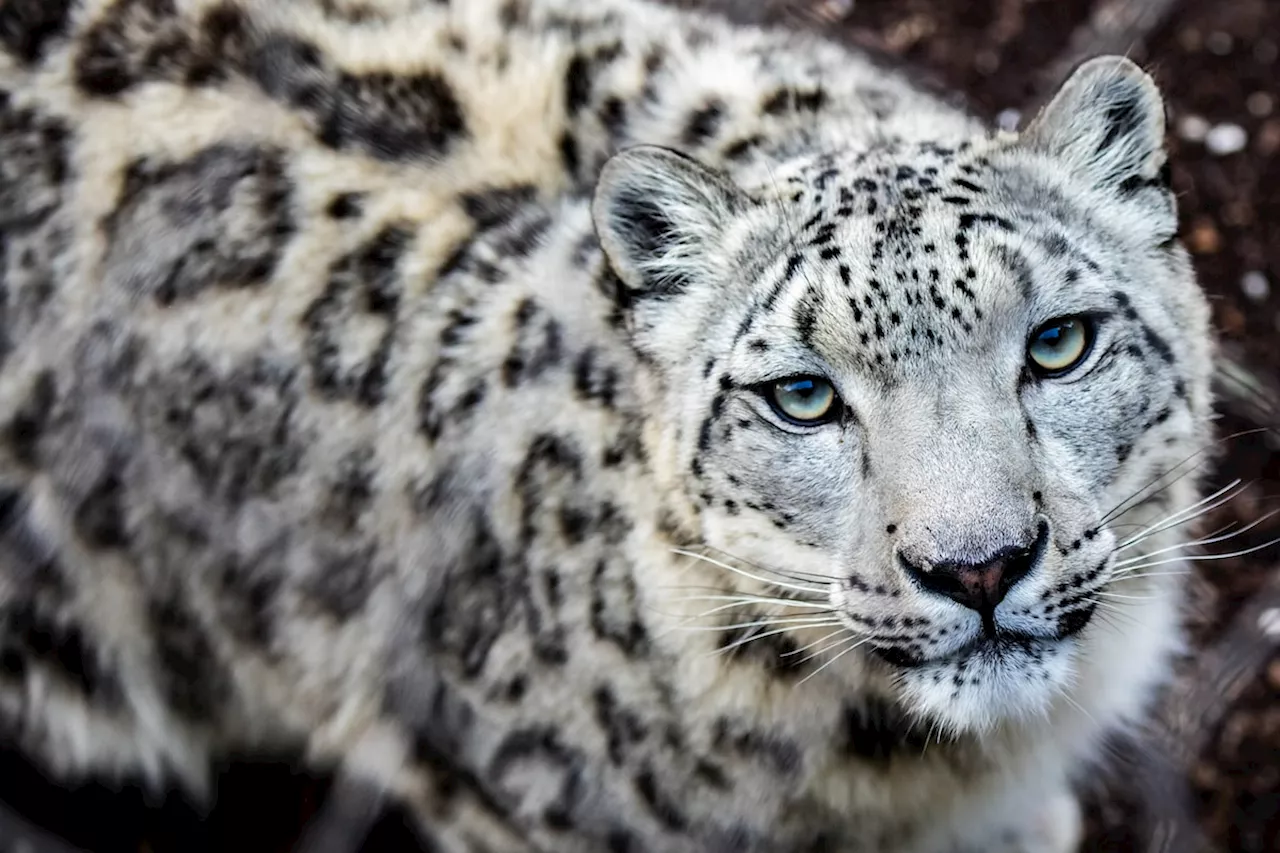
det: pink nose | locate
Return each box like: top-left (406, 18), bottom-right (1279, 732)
top-left (899, 525), bottom-right (1046, 614)
top-left (945, 558), bottom-right (1017, 610)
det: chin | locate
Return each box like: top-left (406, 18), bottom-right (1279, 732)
top-left (889, 635), bottom-right (1082, 737)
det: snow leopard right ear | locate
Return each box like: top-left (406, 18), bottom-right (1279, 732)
top-left (592, 145), bottom-right (748, 303)
top-left (1021, 56), bottom-right (1171, 208)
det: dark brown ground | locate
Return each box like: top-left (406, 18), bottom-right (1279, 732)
top-left (2, 0), bottom-right (1278, 850)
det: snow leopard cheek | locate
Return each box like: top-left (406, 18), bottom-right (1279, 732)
top-left (685, 392), bottom-right (867, 551)
top-left (1024, 317), bottom-right (1190, 499)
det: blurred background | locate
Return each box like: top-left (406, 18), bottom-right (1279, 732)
top-left (2, 0), bottom-right (1278, 850)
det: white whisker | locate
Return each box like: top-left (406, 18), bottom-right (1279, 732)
top-left (707, 622), bottom-right (845, 658)
top-left (1112, 534), bottom-right (1280, 574)
top-left (1114, 479), bottom-right (1245, 552)
top-left (1117, 503), bottom-right (1276, 565)
top-left (795, 631), bottom-right (867, 667)
top-left (1095, 591), bottom-right (1158, 601)
top-left (1098, 427), bottom-right (1267, 526)
top-left (670, 548), bottom-right (828, 596)
top-left (659, 594), bottom-right (834, 611)
top-left (1059, 692), bottom-right (1099, 728)
top-left (798, 635), bottom-right (872, 685)
top-left (679, 615), bottom-right (843, 634)
top-left (1092, 600), bottom-right (1138, 620)
top-left (1113, 517), bottom-right (1237, 548)
top-left (657, 583), bottom-right (827, 606)
top-left (696, 544), bottom-right (838, 585)
top-left (1113, 508), bottom-right (1279, 567)
top-left (922, 719), bottom-right (941, 756)
top-left (1099, 452), bottom-right (1209, 525)
top-left (648, 596), bottom-right (837, 638)
top-left (1109, 570), bottom-right (1189, 583)
top-left (1090, 606), bottom-right (1138, 629)
top-left (781, 627), bottom-right (849, 656)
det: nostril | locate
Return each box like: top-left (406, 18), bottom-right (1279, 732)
top-left (999, 527), bottom-right (1044, 596)
top-left (899, 553), bottom-right (962, 601)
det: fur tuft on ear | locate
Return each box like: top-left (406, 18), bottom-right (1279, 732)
top-left (1021, 56), bottom-right (1169, 194)
top-left (592, 145), bottom-right (747, 301)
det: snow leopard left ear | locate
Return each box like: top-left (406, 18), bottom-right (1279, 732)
top-left (1021, 56), bottom-right (1171, 206)
top-left (592, 145), bottom-right (748, 303)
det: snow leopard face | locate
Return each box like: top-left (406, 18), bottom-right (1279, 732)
top-left (595, 56), bottom-right (1212, 734)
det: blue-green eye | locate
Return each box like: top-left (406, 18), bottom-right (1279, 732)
top-left (768, 376), bottom-right (838, 424)
top-left (1028, 316), bottom-right (1094, 376)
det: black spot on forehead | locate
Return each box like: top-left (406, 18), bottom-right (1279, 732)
top-left (991, 243), bottom-right (1034, 298)
top-left (958, 211), bottom-right (1014, 233)
top-left (793, 286), bottom-right (821, 349)
top-left (741, 150), bottom-right (1038, 377)
top-left (732, 252), bottom-right (805, 343)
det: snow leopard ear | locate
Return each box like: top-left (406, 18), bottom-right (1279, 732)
top-left (1021, 56), bottom-right (1170, 200)
top-left (592, 145), bottom-right (748, 303)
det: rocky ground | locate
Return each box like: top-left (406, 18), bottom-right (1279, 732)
top-left (2, 0), bottom-right (1278, 850)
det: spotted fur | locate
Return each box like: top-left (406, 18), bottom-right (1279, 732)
top-left (0, 1), bottom-right (1214, 851)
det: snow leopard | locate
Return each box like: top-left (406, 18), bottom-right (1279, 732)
top-left (0, 0), bottom-right (1215, 850)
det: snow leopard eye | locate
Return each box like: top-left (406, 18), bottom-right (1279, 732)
top-left (1027, 316), bottom-right (1095, 376)
top-left (767, 376), bottom-right (838, 425)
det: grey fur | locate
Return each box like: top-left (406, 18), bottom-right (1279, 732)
top-left (0, 4), bottom-right (1214, 852)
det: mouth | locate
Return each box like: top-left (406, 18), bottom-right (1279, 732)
top-left (864, 601), bottom-right (1100, 733)
top-left (871, 629), bottom-right (1069, 670)
top-left (944, 631), bottom-right (1054, 663)
top-left (869, 598), bottom-right (1099, 670)
top-left (875, 627), bottom-right (1085, 736)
